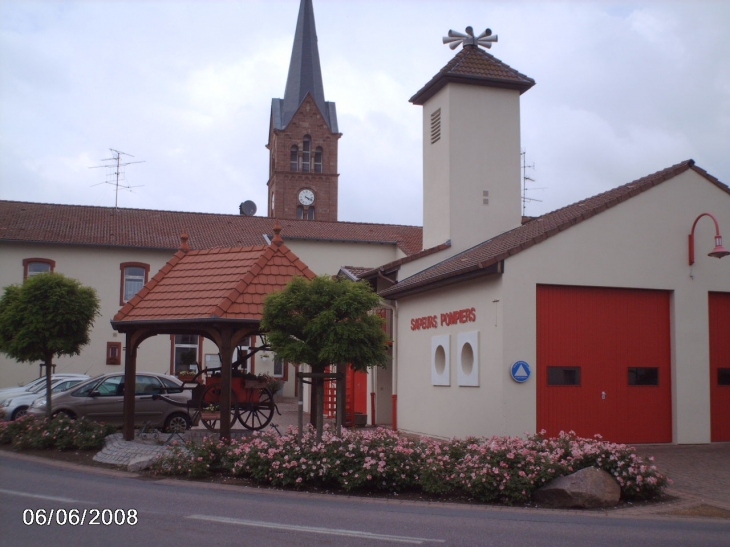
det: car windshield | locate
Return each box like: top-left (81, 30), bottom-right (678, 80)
top-left (50, 380), bottom-right (84, 393)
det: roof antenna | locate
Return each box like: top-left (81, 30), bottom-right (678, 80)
top-left (90, 149), bottom-right (145, 209)
top-left (521, 149), bottom-right (545, 217)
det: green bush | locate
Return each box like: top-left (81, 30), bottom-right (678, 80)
top-left (0, 415), bottom-right (115, 451)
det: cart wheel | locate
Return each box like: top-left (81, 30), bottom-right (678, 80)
top-left (238, 388), bottom-right (275, 430)
top-left (199, 384), bottom-right (238, 431)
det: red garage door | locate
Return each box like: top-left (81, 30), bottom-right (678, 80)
top-left (537, 285), bottom-right (671, 444)
top-left (709, 292), bottom-right (730, 442)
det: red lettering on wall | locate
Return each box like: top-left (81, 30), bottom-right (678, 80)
top-left (410, 315), bottom-right (439, 331)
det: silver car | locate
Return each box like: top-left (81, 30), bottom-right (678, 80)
top-left (0, 374), bottom-right (90, 403)
top-left (27, 372), bottom-right (193, 432)
top-left (0, 378), bottom-right (87, 421)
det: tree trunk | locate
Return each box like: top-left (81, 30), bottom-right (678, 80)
top-left (44, 351), bottom-right (53, 418)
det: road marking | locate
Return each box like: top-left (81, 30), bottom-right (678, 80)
top-left (0, 488), bottom-right (95, 505)
top-left (187, 514), bottom-right (445, 544)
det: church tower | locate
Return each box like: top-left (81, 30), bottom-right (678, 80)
top-left (267, 0), bottom-right (340, 222)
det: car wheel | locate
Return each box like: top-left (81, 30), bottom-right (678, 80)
top-left (165, 413), bottom-right (191, 433)
top-left (11, 406), bottom-right (29, 421)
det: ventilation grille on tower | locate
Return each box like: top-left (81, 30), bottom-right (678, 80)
top-left (430, 108), bottom-right (441, 144)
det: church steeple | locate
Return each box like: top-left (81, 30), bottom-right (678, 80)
top-left (267, 0), bottom-right (341, 223)
top-left (272, 0), bottom-right (338, 133)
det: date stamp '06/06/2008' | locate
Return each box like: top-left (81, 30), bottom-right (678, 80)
top-left (23, 509), bottom-right (138, 526)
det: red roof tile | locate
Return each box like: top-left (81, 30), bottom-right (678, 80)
top-left (410, 45), bottom-right (535, 105)
top-left (113, 241), bottom-right (316, 323)
top-left (0, 202), bottom-right (422, 256)
top-left (381, 160), bottom-right (730, 299)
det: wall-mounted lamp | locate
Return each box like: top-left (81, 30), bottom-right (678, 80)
top-left (689, 212), bottom-right (729, 265)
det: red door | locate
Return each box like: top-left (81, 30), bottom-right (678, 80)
top-left (709, 292), bottom-right (730, 442)
top-left (537, 285), bottom-right (672, 443)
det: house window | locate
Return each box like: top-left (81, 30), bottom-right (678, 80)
top-left (273, 355), bottom-right (286, 378)
top-left (302, 135), bottom-right (311, 172)
top-left (290, 145), bottom-right (298, 171)
top-left (314, 147), bottom-right (323, 172)
top-left (106, 342), bottom-right (122, 365)
top-left (120, 262), bottom-right (150, 305)
top-left (23, 258), bottom-right (55, 280)
top-left (173, 335), bottom-right (200, 374)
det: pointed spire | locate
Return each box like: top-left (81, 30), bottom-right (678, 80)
top-left (275, 0), bottom-right (337, 131)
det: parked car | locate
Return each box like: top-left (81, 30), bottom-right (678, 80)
top-left (27, 372), bottom-right (193, 432)
top-left (0, 374), bottom-right (90, 404)
top-left (0, 378), bottom-right (87, 421)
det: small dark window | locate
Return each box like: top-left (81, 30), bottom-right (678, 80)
top-left (628, 367), bottom-right (659, 386)
top-left (718, 368), bottom-right (730, 386)
top-left (290, 145), bottom-right (298, 171)
top-left (302, 136), bottom-right (311, 172)
top-left (307, 206), bottom-right (315, 220)
top-left (296, 205), bottom-right (304, 219)
top-left (547, 367), bottom-right (581, 386)
top-left (314, 147), bottom-right (323, 172)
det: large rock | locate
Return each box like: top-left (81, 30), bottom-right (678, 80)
top-left (533, 467), bottom-right (620, 508)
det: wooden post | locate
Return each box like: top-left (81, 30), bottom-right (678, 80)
top-left (123, 333), bottom-right (137, 441)
top-left (219, 330), bottom-right (233, 440)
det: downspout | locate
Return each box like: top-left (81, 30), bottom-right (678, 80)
top-left (378, 299), bottom-right (398, 431)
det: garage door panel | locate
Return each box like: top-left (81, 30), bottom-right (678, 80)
top-left (709, 292), bottom-right (730, 442)
top-left (537, 285), bottom-right (672, 444)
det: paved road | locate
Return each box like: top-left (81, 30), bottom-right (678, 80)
top-left (1, 453), bottom-right (729, 547)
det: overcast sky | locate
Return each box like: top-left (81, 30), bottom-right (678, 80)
top-left (1, 0), bottom-right (728, 227)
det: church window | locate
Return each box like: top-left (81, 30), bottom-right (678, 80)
top-left (290, 145), bottom-right (298, 171)
top-left (302, 135), bottom-right (311, 172)
top-left (314, 147), bottom-right (323, 172)
top-left (307, 207), bottom-right (315, 220)
top-left (297, 206), bottom-right (304, 219)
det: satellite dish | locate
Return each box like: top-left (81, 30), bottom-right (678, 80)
top-left (239, 200), bottom-right (257, 216)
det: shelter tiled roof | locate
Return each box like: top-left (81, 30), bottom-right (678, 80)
top-left (0, 201), bottom-right (422, 256)
top-left (410, 45), bottom-right (535, 105)
top-left (381, 161), bottom-right (730, 299)
top-left (338, 266), bottom-right (372, 281)
top-left (113, 241), bottom-right (316, 323)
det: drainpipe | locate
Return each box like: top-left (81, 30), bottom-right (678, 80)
top-left (378, 299), bottom-right (398, 431)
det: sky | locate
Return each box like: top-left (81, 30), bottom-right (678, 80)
top-left (1, 0), bottom-right (728, 227)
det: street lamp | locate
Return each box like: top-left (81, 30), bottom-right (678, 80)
top-left (689, 213), bottom-right (730, 266)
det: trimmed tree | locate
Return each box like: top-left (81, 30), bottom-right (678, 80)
top-left (261, 275), bottom-right (389, 431)
top-left (0, 273), bottom-right (100, 417)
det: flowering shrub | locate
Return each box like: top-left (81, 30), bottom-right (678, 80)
top-left (151, 436), bottom-right (229, 478)
top-left (0, 415), bottom-right (115, 451)
top-left (152, 427), bottom-right (669, 505)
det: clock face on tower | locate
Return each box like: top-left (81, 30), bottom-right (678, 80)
top-left (298, 189), bottom-right (315, 206)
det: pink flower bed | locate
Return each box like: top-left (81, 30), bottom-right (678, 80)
top-left (152, 427), bottom-right (669, 505)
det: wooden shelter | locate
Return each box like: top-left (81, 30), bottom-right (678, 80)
top-left (111, 224), bottom-right (316, 440)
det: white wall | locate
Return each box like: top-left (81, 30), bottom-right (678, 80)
top-left (0, 243), bottom-right (176, 388)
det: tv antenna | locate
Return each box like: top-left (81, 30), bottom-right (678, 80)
top-left (90, 149), bottom-right (145, 208)
top-left (521, 149), bottom-right (544, 216)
